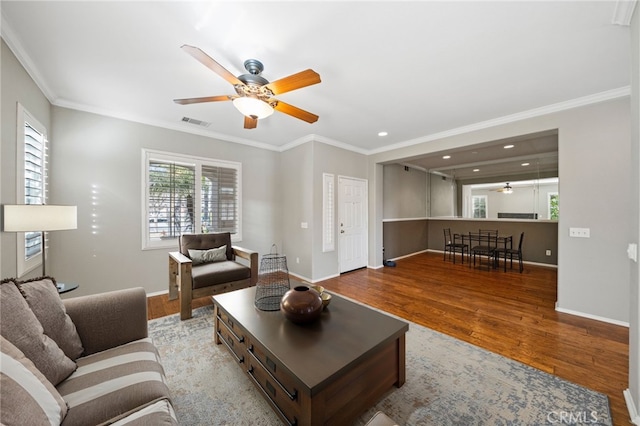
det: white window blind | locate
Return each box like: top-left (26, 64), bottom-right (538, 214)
top-left (322, 173), bottom-right (335, 252)
top-left (143, 149), bottom-right (242, 249)
top-left (16, 104), bottom-right (48, 276)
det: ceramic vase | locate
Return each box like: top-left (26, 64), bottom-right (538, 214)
top-left (280, 286), bottom-right (323, 324)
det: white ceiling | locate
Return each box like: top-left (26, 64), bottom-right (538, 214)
top-left (0, 1), bottom-right (631, 166)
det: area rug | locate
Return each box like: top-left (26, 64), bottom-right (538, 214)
top-left (148, 304), bottom-right (612, 425)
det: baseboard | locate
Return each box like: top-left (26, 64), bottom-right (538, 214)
top-left (147, 289), bottom-right (169, 297)
top-left (555, 303), bottom-right (630, 327)
top-left (624, 389), bottom-right (640, 425)
top-left (389, 249), bottom-right (429, 262)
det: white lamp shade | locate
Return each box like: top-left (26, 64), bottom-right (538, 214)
top-left (3, 205), bottom-right (77, 232)
top-left (232, 97), bottom-right (274, 119)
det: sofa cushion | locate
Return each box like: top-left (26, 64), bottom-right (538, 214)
top-left (17, 277), bottom-right (84, 360)
top-left (0, 280), bottom-right (76, 385)
top-left (110, 399), bottom-right (178, 425)
top-left (0, 336), bottom-right (69, 426)
top-left (57, 338), bottom-right (172, 426)
top-left (188, 245), bottom-right (227, 265)
top-left (180, 232), bottom-right (233, 260)
top-left (191, 260), bottom-right (251, 289)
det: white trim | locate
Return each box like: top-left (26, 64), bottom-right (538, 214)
top-left (15, 103), bottom-right (48, 277)
top-left (555, 304), bottom-right (630, 327)
top-left (322, 173), bottom-right (335, 252)
top-left (141, 148), bottom-right (242, 250)
top-left (612, 0), bottom-right (638, 26)
top-left (624, 389), bottom-right (640, 425)
top-left (368, 87), bottom-right (631, 155)
top-left (382, 217), bottom-right (429, 223)
top-left (388, 249), bottom-right (430, 262)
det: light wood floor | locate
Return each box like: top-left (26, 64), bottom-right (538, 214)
top-left (148, 251), bottom-right (631, 425)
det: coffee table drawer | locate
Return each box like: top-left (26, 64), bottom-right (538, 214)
top-left (217, 308), bottom-right (244, 339)
top-left (247, 353), bottom-right (299, 426)
top-left (248, 338), bottom-right (299, 401)
top-left (216, 316), bottom-right (246, 364)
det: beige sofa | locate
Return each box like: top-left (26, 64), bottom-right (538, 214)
top-left (0, 277), bottom-right (177, 425)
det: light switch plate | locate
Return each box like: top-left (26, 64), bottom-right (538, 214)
top-left (628, 243), bottom-right (637, 262)
top-left (569, 227), bottom-right (590, 238)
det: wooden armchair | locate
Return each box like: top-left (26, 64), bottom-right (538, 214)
top-left (168, 233), bottom-right (258, 320)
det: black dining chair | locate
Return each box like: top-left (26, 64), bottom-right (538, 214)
top-left (470, 230), bottom-right (498, 269)
top-left (494, 232), bottom-right (524, 273)
top-left (443, 228), bottom-right (468, 264)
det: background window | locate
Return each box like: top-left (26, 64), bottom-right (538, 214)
top-left (143, 150), bottom-right (241, 249)
top-left (472, 195), bottom-right (487, 219)
top-left (16, 104), bottom-right (48, 276)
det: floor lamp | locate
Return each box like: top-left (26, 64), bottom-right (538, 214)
top-left (2, 205), bottom-right (77, 277)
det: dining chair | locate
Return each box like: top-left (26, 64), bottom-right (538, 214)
top-left (494, 232), bottom-right (524, 273)
top-left (443, 228), bottom-right (468, 264)
top-left (470, 230), bottom-right (497, 269)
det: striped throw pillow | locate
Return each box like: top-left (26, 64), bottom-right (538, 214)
top-left (1, 336), bottom-right (68, 425)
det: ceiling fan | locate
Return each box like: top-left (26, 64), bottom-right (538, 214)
top-left (493, 183), bottom-right (514, 194)
top-left (174, 45), bottom-right (321, 129)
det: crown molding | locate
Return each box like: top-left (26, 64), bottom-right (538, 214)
top-left (612, 0), bottom-right (637, 26)
top-left (369, 86), bottom-right (631, 156)
top-left (1, 12), bottom-right (57, 103)
top-left (53, 98), bottom-right (281, 152)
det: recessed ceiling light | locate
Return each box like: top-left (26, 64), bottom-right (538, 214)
top-left (378, 131), bottom-right (388, 137)
top-left (521, 162), bottom-right (530, 166)
top-left (473, 169), bottom-right (480, 172)
top-left (504, 144), bottom-right (515, 149)
top-left (443, 155), bottom-right (451, 159)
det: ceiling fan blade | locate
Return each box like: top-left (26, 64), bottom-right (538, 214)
top-left (180, 45), bottom-right (243, 86)
top-left (274, 101), bottom-right (319, 123)
top-left (265, 69), bottom-right (321, 95)
top-left (173, 95), bottom-right (232, 105)
top-left (244, 116), bottom-right (258, 129)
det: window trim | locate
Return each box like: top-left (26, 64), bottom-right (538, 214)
top-left (472, 195), bottom-right (488, 219)
top-left (141, 149), bottom-right (242, 250)
top-left (322, 173), bottom-right (335, 252)
top-left (16, 103), bottom-right (48, 276)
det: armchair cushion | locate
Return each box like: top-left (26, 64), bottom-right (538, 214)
top-left (0, 280), bottom-right (76, 385)
top-left (188, 245), bottom-right (227, 265)
top-left (180, 232), bottom-right (233, 261)
top-left (16, 277), bottom-right (84, 360)
top-left (191, 260), bottom-right (251, 289)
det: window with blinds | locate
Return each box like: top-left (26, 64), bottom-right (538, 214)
top-left (16, 104), bottom-right (48, 276)
top-left (143, 149), bottom-right (242, 249)
top-left (322, 173), bottom-right (335, 252)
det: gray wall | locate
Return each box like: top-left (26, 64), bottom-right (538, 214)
top-left (1, 39), bottom-right (52, 280)
top-left (47, 106), bottom-right (282, 297)
top-left (369, 97), bottom-right (632, 325)
top-left (429, 174), bottom-right (456, 217)
top-left (383, 164), bottom-right (427, 219)
top-left (280, 143), bottom-right (314, 280)
top-left (311, 142), bottom-right (367, 281)
top-left (383, 220), bottom-right (428, 260)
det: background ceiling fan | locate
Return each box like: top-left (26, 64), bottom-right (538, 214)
top-left (492, 183), bottom-right (514, 194)
top-left (174, 45), bottom-right (321, 129)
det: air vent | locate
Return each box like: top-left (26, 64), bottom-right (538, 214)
top-left (181, 117), bottom-right (211, 127)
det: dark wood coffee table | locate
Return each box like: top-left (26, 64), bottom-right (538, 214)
top-left (212, 285), bottom-right (408, 426)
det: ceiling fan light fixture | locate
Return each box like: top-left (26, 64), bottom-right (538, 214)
top-left (503, 183), bottom-right (513, 194)
top-left (232, 97), bottom-right (274, 119)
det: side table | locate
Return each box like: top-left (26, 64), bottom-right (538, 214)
top-left (57, 283), bottom-right (79, 294)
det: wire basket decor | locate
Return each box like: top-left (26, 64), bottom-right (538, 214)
top-left (254, 244), bottom-right (291, 311)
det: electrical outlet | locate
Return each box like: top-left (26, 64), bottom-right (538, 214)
top-left (545, 250), bottom-right (552, 256)
top-left (296, 257), bottom-right (300, 264)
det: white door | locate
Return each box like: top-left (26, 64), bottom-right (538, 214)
top-left (338, 177), bottom-right (368, 273)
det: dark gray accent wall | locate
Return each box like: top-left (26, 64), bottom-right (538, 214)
top-left (383, 220), bottom-right (428, 260)
top-left (427, 219), bottom-right (558, 265)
